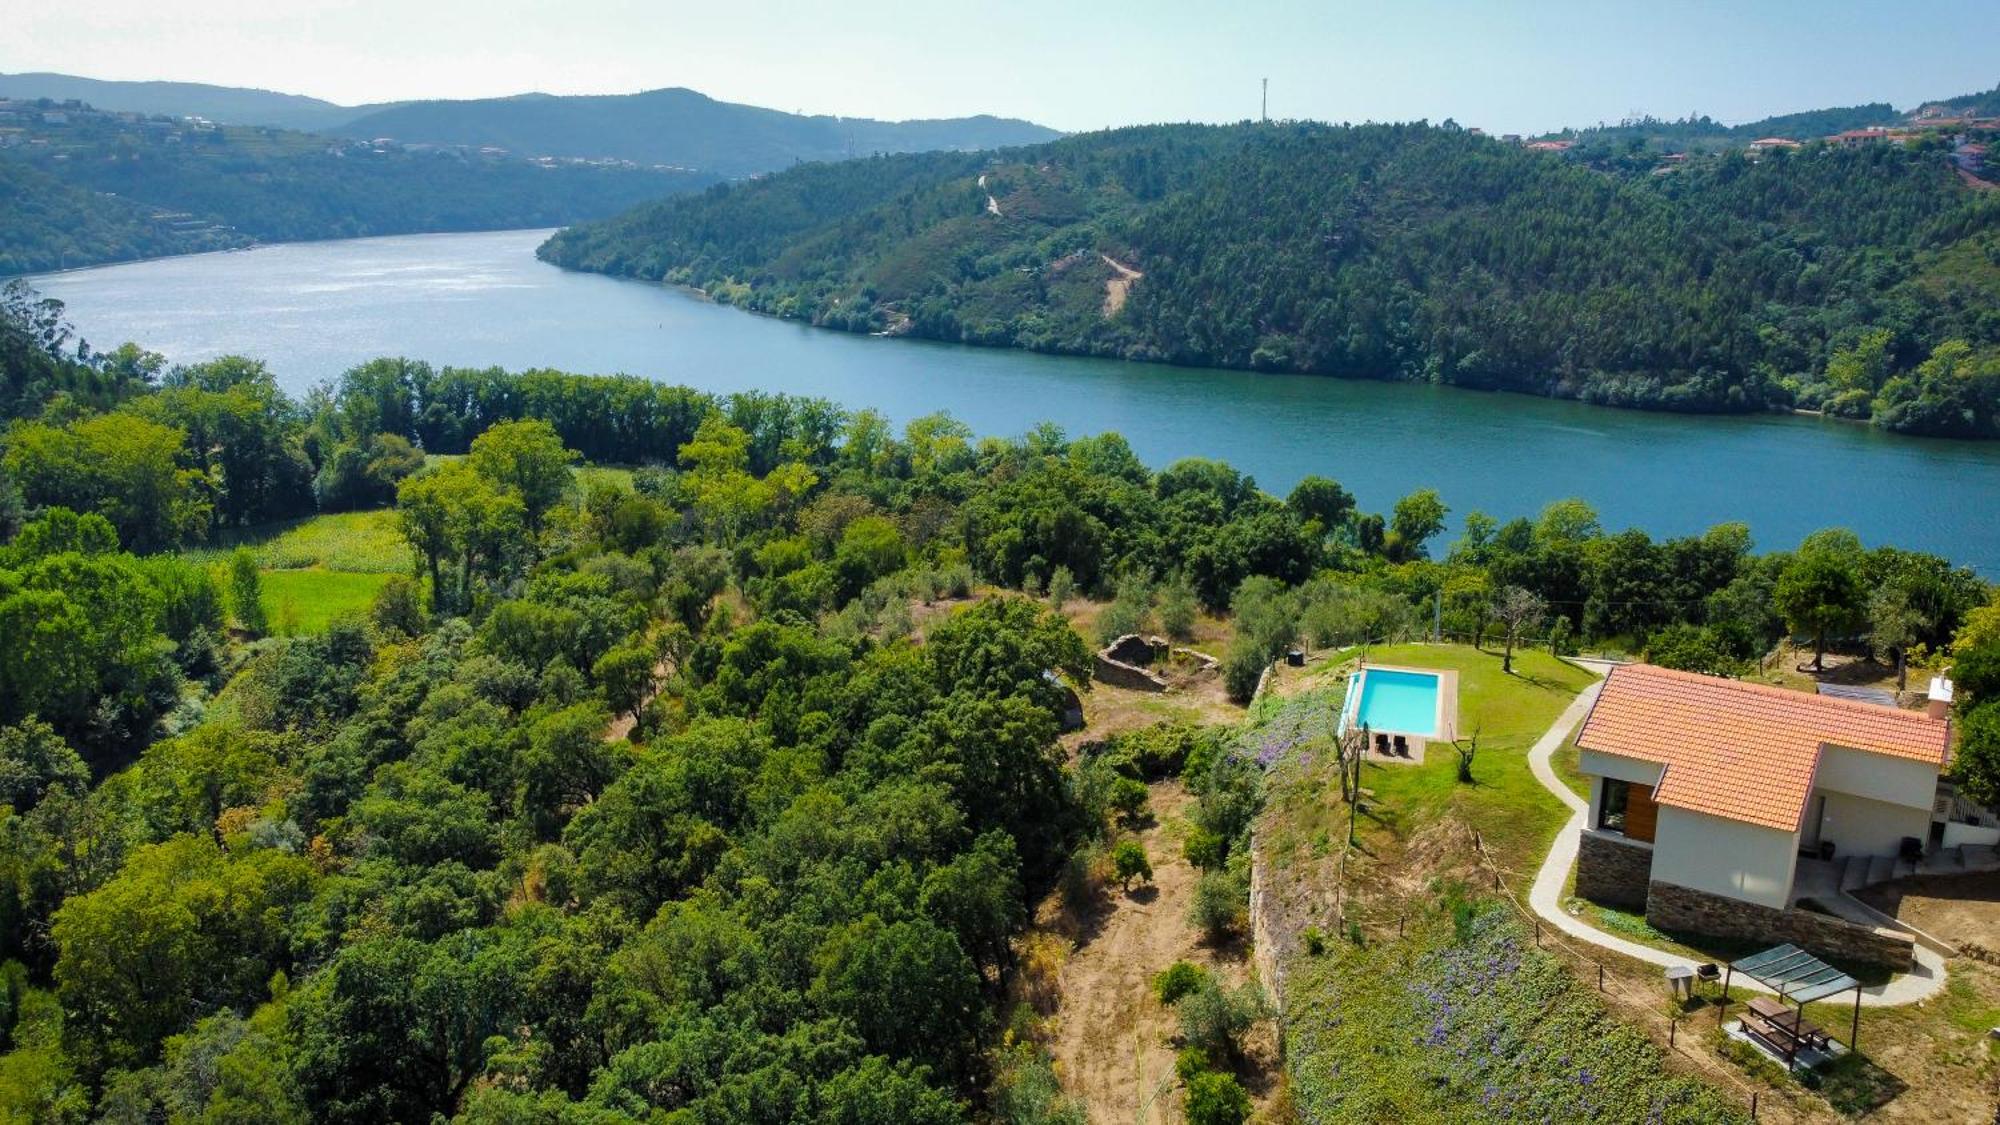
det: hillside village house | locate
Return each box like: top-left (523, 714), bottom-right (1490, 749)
top-left (1572, 664), bottom-right (1956, 969)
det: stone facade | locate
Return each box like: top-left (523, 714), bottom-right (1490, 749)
top-left (1645, 880), bottom-right (1915, 972)
top-left (1575, 831), bottom-right (1653, 911)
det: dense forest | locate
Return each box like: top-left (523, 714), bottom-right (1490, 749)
top-left (1535, 103), bottom-right (1899, 152)
top-left (543, 120), bottom-right (2000, 437)
top-left (3, 283), bottom-right (2000, 1120)
top-left (0, 158), bottom-right (245, 272)
top-left (0, 101), bottom-right (717, 275)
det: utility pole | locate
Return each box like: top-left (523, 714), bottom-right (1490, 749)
top-left (1261, 78), bottom-right (1269, 123)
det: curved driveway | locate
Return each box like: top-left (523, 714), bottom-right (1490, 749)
top-left (1523, 661), bottom-right (1947, 1006)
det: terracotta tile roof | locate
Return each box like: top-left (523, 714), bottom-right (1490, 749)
top-left (1576, 664), bottom-right (1950, 832)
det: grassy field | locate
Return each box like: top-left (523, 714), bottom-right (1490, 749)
top-left (179, 509), bottom-right (410, 573)
top-left (259, 569), bottom-right (397, 636)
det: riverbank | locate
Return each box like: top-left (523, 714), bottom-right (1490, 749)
top-left (32, 229), bottom-right (2000, 573)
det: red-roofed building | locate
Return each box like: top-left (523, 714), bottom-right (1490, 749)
top-left (1572, 664), bottom-right (1955, 968)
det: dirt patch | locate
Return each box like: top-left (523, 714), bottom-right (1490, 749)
top-left (1100, 254), bottom-right (1143, 316)
top-left (1857, 872), bottom-right (2000, 957)
top-left (1037, 782), bottom-right (1277, 1122)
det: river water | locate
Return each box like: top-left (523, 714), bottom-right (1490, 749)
top-left (31, 228), bottom-right (2000, 571)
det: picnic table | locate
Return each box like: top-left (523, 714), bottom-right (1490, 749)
top-left (1745, 996), bottom-right (1831, 1056)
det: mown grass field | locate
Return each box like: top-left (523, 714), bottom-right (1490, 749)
top-left (257, 569), bottom-right (397, 636)
top-left (1345, 643), bottom-right (1595, 875)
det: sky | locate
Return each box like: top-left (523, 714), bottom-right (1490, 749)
top-left (5, 0), bottom-right (1997, 135)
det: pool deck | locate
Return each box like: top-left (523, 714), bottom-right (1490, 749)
top-left (1351, 663), bottom-right (1460, 764)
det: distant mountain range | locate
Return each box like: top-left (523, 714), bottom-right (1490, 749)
top-left (329, 89), bottom-right (1063, 178)
top-left (0, 73), bottom-right (1062, 177)
top-left (0, 72), bottom-right (376, 132)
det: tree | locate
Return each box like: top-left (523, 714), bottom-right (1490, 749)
top-left (1387, 489), bottom-right (1448, 561)
top-left (1111, 840), bottom-right (1152, 890)
top-left (1492, 586), bottom-right (1545, 674)
top-left (592, 641), bottom-right (657, 726)
top-left (1775, 534), bottom-right (1866, 670)
top-left (1954, 702), bottom-right (2000, 809)
top-left (0, 719), bottom-right (88, 812)
top-left (1868, 584), bottom-right (1924, 691)
top-left (228, 549), bottom-right (267, 636)
top-left (1286, 475), bottom-right (1354, 531)
top-left (2, 413), bottom-right (210, 552)
top-left (468, 418), bottom-right (577, 535)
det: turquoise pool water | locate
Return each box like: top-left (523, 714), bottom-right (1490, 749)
top-left (1349, 668), bottom-right (1441, 737)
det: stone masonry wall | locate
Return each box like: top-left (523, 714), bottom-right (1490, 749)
top-left (1575, 831), bottom-right (1653, 912)
top-left (1646, 880), bottom-right (1915, 972)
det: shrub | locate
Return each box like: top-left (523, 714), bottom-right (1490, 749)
top-left (1111, 840), bottom-right (1152, 890)
top-left (1109, 777), bottom-right (1150, 826)
top-left (1046, 565), bottom-right (1076, 612)
top-left (1183, 828), bottom-right (1225, 871)
top-left (1177, 977), bottom-right (1263, 1061)
top-left (1189, 871), bottom-right (1246, 944)
top-left (1095, 575), bottom-right (1154, 645)
top-left (1154, 960), bottom-right (1209, 1005)
top-left (1184, 1071), bottom-right (1251, 1125)
top-left (1174, 1046), bottom-right (1211, 1084)
top-left (1222, 647), bottom-right (1265, 702)
top-left (1301, 925), bottom-right (1326, 956)
top-left (1158, 573), bottom-right (1199, 640)
top-left (1059, 842), bottom-right (1106, 916)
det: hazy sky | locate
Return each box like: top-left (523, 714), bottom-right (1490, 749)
top-left (6, 1), bottom-right (1996, 134)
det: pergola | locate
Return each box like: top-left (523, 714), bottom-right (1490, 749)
top-left (1723, 944), bottom-right (1864, 1065)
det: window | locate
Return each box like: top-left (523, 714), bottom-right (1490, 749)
top-left (1598, 779), bottom-right (1631, 833)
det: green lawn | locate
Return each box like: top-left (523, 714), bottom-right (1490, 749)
top-left (1350, 643), bottom-right (1597, 876)
top-left (259, 569), bottom-right (396, 636)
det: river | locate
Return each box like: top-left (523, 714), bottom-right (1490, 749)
top-left (30, 228), bottom-right (2000, 572)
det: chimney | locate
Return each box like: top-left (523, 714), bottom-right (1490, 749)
top-left (1927, 674), bottom-right (1954, 721)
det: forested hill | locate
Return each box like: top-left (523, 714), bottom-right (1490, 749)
top-left (542, 121), bottom-right (2000, 437)
top-left (0, 100), bottom-right (718, 275)
top-left (331, 87), bottom-right (1061, 177)
top-left (0, 72), bottom-right (375, 132)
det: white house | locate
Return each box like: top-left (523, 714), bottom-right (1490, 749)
top-left (1572, 664), bottom-right (1953, 969)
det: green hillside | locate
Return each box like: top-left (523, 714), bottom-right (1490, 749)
top-left (542, 121), bottom-right (2000, 436)
top-left (0, 100), bottom-right (716, 274)
top-left (332, 87), bottom-right (1062, 177)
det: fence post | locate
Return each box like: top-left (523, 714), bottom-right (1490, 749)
top-left (1669, 1015), bottom-right (1677, 1048)
top-left (1750, 1091), bottom-right (1758, 1121)
top-left (1534, 918), bottom-right (1541, 945)
top-left (1597, 963), bottom-right (1605, 991)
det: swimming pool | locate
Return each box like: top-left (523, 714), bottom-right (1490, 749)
top-left (1342, 667), bottom-right (1443, 737)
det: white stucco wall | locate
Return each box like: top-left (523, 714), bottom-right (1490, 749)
top-left (1650, 806), bottom-right (1798, 909)
top-left (1813, 790), bottom-right (1930, 860)
top-left (1577, 749), bottom-right (1665, 787)
top-left (1814, 745), bottom-right (1938, 811)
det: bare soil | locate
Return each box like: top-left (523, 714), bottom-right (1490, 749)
top-left (1858, 872), bottom-right (2000, 958)
top-left (1100, 254), bottom-right (1143, 316)
top-left (1038, 781), bottom-right (1278, 1123)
